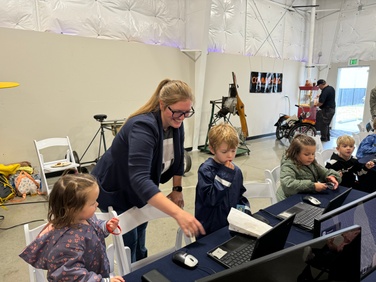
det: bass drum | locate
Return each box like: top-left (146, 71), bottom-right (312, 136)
top-left (184, 150), bottom-right (192, 174)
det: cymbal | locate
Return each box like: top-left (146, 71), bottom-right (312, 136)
top-left (0, 82), bottom-right (19, 89)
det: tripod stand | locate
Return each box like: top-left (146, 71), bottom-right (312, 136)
top-left (198, 98), bottom-right (250, 156)
top-left (79, 114), bottom-right (127, 166)
top-left (79, 114), bottom-right (108, 165)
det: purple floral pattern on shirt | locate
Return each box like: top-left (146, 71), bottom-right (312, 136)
top-left (19, 215), bottom-right (110, 281)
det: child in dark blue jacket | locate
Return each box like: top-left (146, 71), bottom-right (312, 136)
top-left (195, 123), bottom-right (250, 238)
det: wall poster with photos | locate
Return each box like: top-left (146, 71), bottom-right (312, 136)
top-left (250, 71), bottom-right (283, 93)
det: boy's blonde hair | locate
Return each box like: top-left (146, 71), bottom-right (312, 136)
top-left (336, 135), bottom-right (355, 147)
top-left (208, 123), bottom-right (239, 151)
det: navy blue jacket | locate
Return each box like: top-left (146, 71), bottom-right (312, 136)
top-left (195, 158), bottom-right (249, 237)
top-left (92, 111), bottom-right (184, 213)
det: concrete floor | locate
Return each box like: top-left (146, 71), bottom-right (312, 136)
top-left (0, 134), bottom-right (340, 281)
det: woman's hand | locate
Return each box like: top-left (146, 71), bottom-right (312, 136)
top-left (148, 193), bottom-right (205, 238)
top-left (167, 191), bottom-right (184, 208)
top-left (175, 209), bottom-right (206, 238)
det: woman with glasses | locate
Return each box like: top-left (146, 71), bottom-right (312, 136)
top-left (92, 79), bottom-right (205, 262)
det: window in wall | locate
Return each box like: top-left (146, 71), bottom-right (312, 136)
top-left (334, 66), bottom-right (369, 132)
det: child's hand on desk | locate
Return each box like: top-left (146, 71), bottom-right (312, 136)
top-left (314, 182), bottom-right (328, 192)
top-left (326, 175), bottom-right (339, 190)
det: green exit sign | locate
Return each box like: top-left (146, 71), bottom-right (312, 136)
top-left (348, 58), bottom-right (359, 66)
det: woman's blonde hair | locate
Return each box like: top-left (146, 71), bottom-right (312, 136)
top-left (127, 79), bottom-right (194, 120)
top-left (48, 174), bottom-right (97, 229)
top-left (286, 134), bottom-right (317, 166)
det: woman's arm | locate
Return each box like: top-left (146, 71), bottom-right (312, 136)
top-left (167, 175), bottom-right (184, 208)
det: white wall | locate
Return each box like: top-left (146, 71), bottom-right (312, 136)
top-left (0, 27), bottom-right (195, 165)
top-left (0, 27), bottom-right (317, 166)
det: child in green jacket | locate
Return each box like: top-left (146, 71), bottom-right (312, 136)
top-left (276, 134), bottom-right (341, 201)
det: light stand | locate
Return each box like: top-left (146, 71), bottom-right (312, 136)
top-left (79, 114), bottom-right (109, 165)
top-left (79, 115), bottom-right (126, 169)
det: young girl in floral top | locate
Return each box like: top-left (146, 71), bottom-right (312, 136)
top-left (19, 174), bottom-right (124, 282)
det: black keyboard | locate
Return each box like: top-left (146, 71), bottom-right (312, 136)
top-left (294, 206), bottom-right (324, 229)
top-left (219, 242), bottom-right (256, 268)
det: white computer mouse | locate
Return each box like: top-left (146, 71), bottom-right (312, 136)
top-left (172, 251), bottom-right (198, 269)
top-left (303, 195), bottom-right (321, 206)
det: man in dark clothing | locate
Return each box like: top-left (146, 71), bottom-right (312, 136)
top-left (315, 79), bottom-right (336, 142)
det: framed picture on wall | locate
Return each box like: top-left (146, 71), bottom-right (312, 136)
top-left (250, 72), bottom-right (283, 93)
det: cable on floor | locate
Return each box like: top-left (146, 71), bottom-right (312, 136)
top-left (1, 200), bottom-right (48, 206)
top-left (0, 219), bottom-right (46, 230)
top-left (0, 200), bottom-right (48, 223)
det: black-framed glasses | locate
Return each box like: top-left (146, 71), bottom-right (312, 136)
top-left (168, 106), bottom-right (195, 118)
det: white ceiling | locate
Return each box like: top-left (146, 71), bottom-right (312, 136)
top-left (0, 0), bottom-right (375, 65)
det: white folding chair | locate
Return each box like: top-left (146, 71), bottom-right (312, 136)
top-left (110, 204), bottom-right (192, 276)
top-left (357, 121), bottom-right (366, 132)
top-left (264, 165), bottom-right (281, 193)
top-left (315, 151), bottom-right (324, 166)
top-left (353, 132), bottom-right (372, 149)
top-left (352, 132), bottom-right (361, 149)
top-left (358, 131), bottom-right (373, 142)
top-left (312, 135), bottom-right (324, 153)
top-left (33, 136), bottom-right (79, 195)
top-left (24, 222), bottom-right (48, 282)
top-left (319, 148), bottom-right (336, 166)
top-left (243, 179), bottom-right (277, 205)
top-left (95, 211), bottom-right (117, 276)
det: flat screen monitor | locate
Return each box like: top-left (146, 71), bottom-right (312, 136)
top-left (196, 225), bottom-right (361, 282)
top-left (314, 191), bottom-right (376, 278)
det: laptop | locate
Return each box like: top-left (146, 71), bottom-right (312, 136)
top-left (277, 188), bottom-right (351, 231)
top-left (207, 214), bottom-right (295, 269)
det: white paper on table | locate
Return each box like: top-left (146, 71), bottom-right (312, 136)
top-left (227, 207), bottom-right (272, 238)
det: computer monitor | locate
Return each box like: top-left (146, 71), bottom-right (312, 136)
top-left (196, 225), bottom-right (361, 282)
top-left (314, 191), bottom-right (376, 278)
